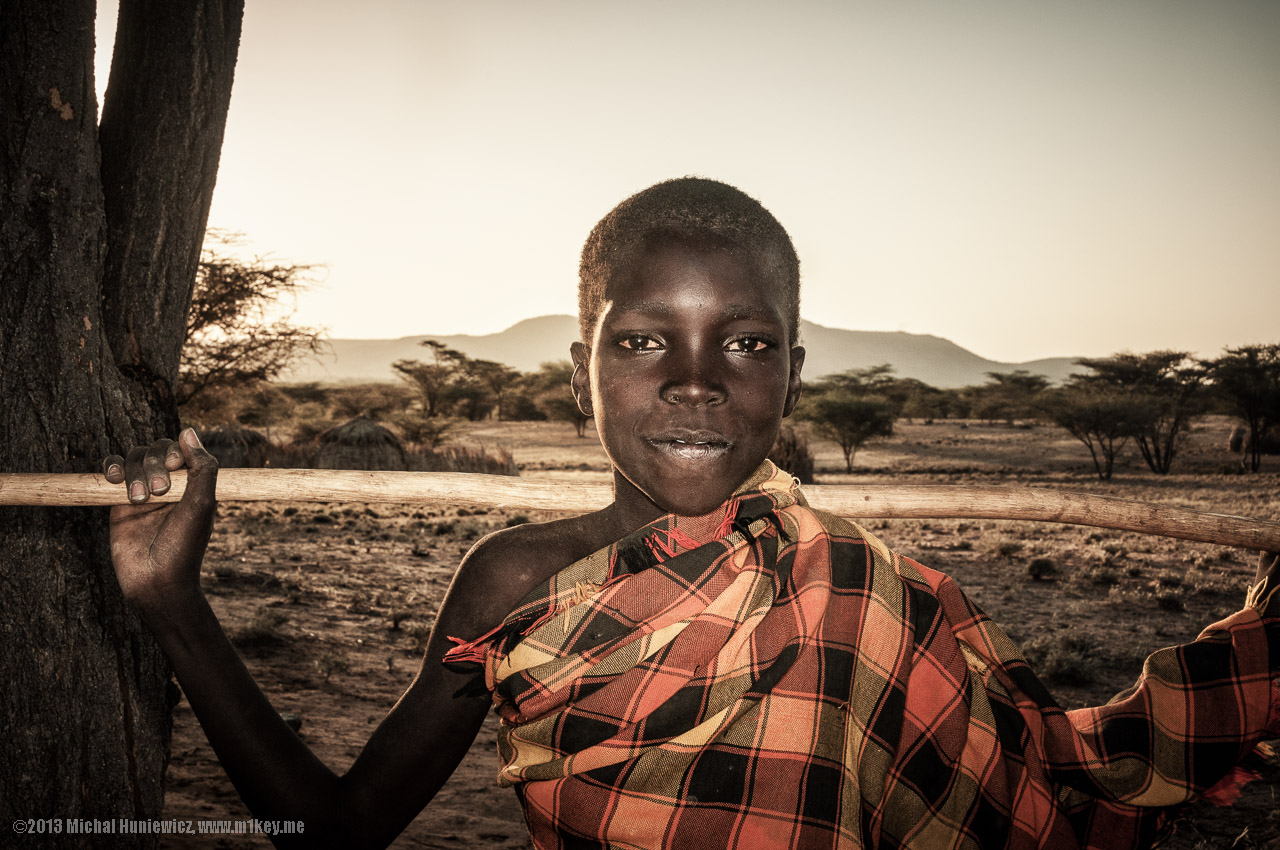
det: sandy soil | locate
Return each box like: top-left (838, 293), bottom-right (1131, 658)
top-left (160, 417), bottom-right (1279, 849)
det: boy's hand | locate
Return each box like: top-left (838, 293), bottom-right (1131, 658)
top-left (103, 429), bottom-right (218, 617)
top-left (1251, 551), bottom-right (1279, 618)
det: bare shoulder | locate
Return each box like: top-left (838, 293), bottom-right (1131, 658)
top-left (439, 510), bottom-right (620, 641)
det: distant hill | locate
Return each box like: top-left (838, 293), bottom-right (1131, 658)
top-left (283, 314), bottom-right (1079, 388)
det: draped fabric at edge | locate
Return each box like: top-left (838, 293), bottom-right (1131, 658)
top-left (445, 462), bottom-right (1280, 849)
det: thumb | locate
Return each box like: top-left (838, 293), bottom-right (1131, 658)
top-left (172, 428), bottom-right (219, 520)
top-left (144, 429), bottom-right (219, 573)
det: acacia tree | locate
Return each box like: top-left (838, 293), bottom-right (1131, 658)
top-left (1205, 344), bottom-right (1280, 472)
top-left (178, 230), bottom-right (326, 409)
top-left (800, 391), bottom-right (896, 473)
top-left (393, 339), bottom-right (468, 417)
top-left (822, 363), bottom-right (897, 395)
top-left (1073, 351), bottom-right (1206, 475)
top-left (0, 0), bottom-right (243, 841)
top-left (467, 358), bottom-right (522, 420)
top-left (969, 370), bottom-right (1051, 425)
top-left (1041, 384), bottom-right (1143, 480)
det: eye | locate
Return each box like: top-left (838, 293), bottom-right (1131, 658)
top-left (725, 336), bottom-right (773, 353)
top-left (618, 334), bottom-right (662, 351)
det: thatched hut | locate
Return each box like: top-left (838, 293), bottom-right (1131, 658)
top-left (200, 424), bottom-right (274, 468)
top-left (315, 416), bottom-right (407, 471)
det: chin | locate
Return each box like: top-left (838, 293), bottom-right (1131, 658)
top-left (651, 486), bottom-right (737, 518)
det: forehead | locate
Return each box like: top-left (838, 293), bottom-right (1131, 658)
top-left (603, 240), bottom-right (790, 326)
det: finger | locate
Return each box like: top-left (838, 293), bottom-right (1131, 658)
top-left (124, 446), bottom-right (149, 503)
top-left (163, 439), bottom-right (185, 470)
top-left (142, 439), bottom-right (177, 495)
top-left (102, 454), bottom-right (125, 483)
top-left (176, 428), bottom-right (219, 504)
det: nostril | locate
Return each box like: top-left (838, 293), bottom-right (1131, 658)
top-left (662, 381), bottom-right (724, 406)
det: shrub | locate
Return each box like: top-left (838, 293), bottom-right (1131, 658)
top-left (994, 540), bottom-right (1022, 559)
top-left (407, 444), bottom-right (517, 475)
top-left (232, 607), bottom-right (289, 648)
top-left (769, 424), bottom-right (815, 484)
top-left (457, 519), bottom-right (486, 541)
top-left (1083, 565), bottom-right (1119, 586)
top-left (315, 650), bottom-right (351, 683)
top-left (1022, 632), bottom-right (1100, 687)
top-left (1026, 557), bottom-right (1058, 581)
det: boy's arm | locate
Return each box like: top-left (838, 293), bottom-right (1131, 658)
top-left (105, 431), bottom-right (522, 849)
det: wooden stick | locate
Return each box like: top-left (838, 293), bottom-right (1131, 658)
top-left (2, 469), bottom-right (1278, 551)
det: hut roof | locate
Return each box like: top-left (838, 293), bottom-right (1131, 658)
top-left (199, 424), bottom-right (273, 468)
top-left (315, 416), bottom-right (407, 470)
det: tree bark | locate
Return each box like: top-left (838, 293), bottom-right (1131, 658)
top-left (0, 0), bottom-right (242, 845)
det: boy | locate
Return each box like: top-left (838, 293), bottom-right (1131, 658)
top-left (107, 178), bottom-right (1278, 849)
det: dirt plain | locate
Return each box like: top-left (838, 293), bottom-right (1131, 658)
top-left (160, 416), bottom-right (1279, 849)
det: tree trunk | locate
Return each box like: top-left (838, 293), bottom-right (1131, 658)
top-left (0, 1), bottom-right (242, 845)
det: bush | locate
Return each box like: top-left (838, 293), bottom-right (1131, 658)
top-left (232, 607), bottom-right (290, 648)
top-left (769, 424), bottom-right (815, 484)
top-left (407, 445), bottom-right (517, 475)
top-left (994, 540), bottom-right (1022, 559)
top-left (314, 650), bottom-right (351, 683)
top-left (1026, 557), bottom-right (1058, 581)
top-left (457, 519), bottom-right (486, 540)
top-left (1022, 631), bottom-right (1100, 686)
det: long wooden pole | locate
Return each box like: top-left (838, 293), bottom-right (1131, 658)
top-left (2, 469), bottom-right (1278, 550)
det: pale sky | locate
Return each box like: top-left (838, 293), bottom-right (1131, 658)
top-left (95, 1), bottom-right (1280, 364)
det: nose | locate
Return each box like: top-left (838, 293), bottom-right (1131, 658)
top-left (661, 349), bottom-right (726, 406)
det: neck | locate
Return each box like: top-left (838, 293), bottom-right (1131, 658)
top-left (606, 468), bottom-right (667, 532)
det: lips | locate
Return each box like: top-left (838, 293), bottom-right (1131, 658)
top-left (647, 428), bottom-right (732, 461)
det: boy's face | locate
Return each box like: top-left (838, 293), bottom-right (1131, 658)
top-left (572, 240), bottom-right (804, 517)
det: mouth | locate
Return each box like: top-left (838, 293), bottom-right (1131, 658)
top-left (647, 429), bottom-right (732, 461)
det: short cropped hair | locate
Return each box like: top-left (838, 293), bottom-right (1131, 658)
top-left (578, 177), bottom-right (800, 344)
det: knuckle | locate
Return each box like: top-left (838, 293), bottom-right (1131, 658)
top-left (191, 450), bottom-right (220, 471)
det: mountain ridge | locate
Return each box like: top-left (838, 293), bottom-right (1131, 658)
top-left (283, 314), bottom-right (1079, 388)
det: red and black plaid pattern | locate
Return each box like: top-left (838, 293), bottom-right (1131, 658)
top-left (444, 463), bottom-right (1279, 849)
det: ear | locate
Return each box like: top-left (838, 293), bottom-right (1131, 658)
top-left (782, 346), bottom-right (805, 418)
top-left (570, 341), bottom-right (594, 417)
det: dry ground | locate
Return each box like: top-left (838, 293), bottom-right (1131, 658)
top-left (160, 416), bottom-right (1279, 849)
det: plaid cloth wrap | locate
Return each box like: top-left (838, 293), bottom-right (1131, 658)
top-left (444, 462), bottom-right (1280, 849)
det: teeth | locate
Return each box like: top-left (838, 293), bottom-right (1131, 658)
top-left (656, 439), bottom-right (727, 461)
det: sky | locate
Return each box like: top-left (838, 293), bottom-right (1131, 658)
top-left (95, 1), bottom-right (1280, 364)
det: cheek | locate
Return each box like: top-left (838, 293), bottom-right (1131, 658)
top-left (595, 367), bottom-right (649, 407)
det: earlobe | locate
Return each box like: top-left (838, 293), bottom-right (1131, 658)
top-left (570, 341), bottom-right (594, 417)
top-left (782, 346), bottom-right (806, 418)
